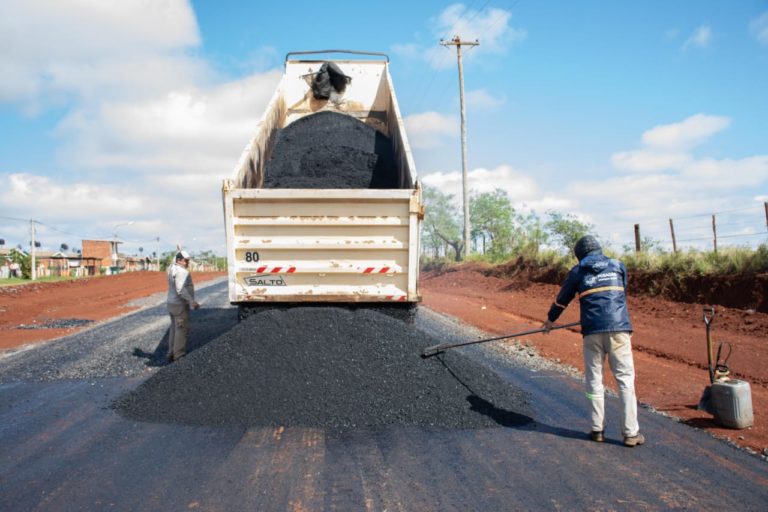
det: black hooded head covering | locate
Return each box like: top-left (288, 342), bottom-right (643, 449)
top-left (574, 235), bottom-right (601, 261)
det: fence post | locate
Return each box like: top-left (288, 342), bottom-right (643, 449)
top-left (669, 218), bottom-right (677, 253)
top-left (712, 214), bottom-right (717, 253)
top-left (634, 224), bottom-right (641, 253)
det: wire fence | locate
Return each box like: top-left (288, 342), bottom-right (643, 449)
top-left (631, 203), bottom-right (768, 252)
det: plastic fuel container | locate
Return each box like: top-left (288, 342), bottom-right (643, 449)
top-left (711, 379), bottom-right (754, 429)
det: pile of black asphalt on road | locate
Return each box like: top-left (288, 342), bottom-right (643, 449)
top-left (114, 307), bottom-right (532, 429)
top-left (115, 109), bottom-right (528, 429)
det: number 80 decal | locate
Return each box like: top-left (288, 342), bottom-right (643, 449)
top-left (244, 251), bottom-right (260, 262)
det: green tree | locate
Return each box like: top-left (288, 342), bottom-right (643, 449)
top-left (9, 248), bottom-right (31, 279)
top-left (470, 189), bottom-right (514, 260)
top-left (545, 211), bottom-right (595, 252)
top-left (159, 251), bottom-right (176, 271)
top-left (422, 186), bottom-right (465, 261)
top-left (511, 211), bottom-right (548, 256)
top-left (191, 249), bottom-right (227, 270)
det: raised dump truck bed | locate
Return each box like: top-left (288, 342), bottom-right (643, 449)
top-left (222, 51), bottom-right (422, 312)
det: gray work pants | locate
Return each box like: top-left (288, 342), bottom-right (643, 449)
top-left (167, 303), bottom-right (190, 360)
top-left (583, 331), bottom-right (639, 437)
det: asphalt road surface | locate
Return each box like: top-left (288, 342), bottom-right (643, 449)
top-left (1, 279), bottom-right (766, 511)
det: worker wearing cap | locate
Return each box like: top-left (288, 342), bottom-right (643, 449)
top-left (543, 235), bottom-right (644, 447)
top-left (166, 250), bottom-right (199, 362)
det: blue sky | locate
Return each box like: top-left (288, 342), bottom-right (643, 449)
top-left (1, 0), bottom-right (767, 255)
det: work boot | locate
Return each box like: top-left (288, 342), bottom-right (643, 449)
top-left (589, 430), bottom-right (605, 443)
top-left (623, 433), bottom-right (645, 447)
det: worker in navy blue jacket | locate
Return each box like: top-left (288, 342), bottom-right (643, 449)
top-left (543, 235), bottom-right (644, 447)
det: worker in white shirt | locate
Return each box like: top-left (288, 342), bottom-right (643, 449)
top-left (166, 250), bottom-right (199, 362)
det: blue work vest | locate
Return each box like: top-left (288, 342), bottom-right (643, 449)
top-left (547, 252), bottom-right (633, 335)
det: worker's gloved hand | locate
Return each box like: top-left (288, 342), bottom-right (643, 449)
top-left (192, 301), bottom-right (200, 310)
top-left (542, 319), bottom-right (554, 334)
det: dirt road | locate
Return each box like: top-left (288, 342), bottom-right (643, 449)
top-left (0, 271), bottom-right (224, 350)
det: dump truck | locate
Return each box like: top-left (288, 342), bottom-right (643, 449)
top-left (222, 50), bottom-right (422, 320)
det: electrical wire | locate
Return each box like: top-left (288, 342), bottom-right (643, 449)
top-left (0, 215), bottom-right (36, 223)
top-left (413, 0), bottom-right (494, 110)
top-left (655, 205), bottom-right (763, 224)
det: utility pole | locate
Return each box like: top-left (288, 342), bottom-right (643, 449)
top-left (156, 237), bottom-right (160, 272)
top-left (30, 220), bottom-right (37, 281)
top-left (442, 35), bottom-right (479, 260)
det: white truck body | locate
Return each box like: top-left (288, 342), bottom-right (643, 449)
top-left (222, 53), bottom-right (422, 305)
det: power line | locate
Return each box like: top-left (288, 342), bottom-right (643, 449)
top-left (414, 0), bottom-right (495, 110)
top-left (0, 215), bottom-right (37, 223)
top-left (716, 232), bottom-right (768, 240)
top-left (426, 0), bottom-right (523, 112)
top-left (676, 232), bottom-right (767, 243)
top-left (665, 205), bottom-right (763, 222)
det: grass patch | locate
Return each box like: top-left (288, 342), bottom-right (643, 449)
top-left (0, 275), bottom-right (85, 288)
top-left (621, 245), bottom-right (768, 276)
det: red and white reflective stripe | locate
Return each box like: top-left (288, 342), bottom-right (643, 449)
top-left (363, 266), bottom-right (395, 274)
top-left (385, 295), bottom-right (407, 301)
top-left (255, 266), bottom-right (296, 273)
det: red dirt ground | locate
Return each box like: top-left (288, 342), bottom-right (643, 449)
top-left (0, 271), bottom-right (224, 350)
top-left (421, 265), bottom-right (768, 455)
top-left (1, 268), bottom-right (765, 455)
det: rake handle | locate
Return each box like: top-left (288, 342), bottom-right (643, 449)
top-left (422, 321), bottom-right (581, 358)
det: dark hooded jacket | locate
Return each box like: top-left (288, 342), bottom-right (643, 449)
top-left (547, 250), bottom-right (633, 335)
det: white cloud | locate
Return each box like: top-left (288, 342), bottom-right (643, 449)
top-left (420, 113), bottom-right (768, 251)
top-left (750, 12), bottom-right (768, 44)
top-left (390, 43), bottom-right (421, 59)
top-left (611, 150), bottom-right (692, 172)
top-left (57, 71), bottom-right (282, 174)
top-left (0, 0), bottom-right (282, 253)
top-left (682, 25), bottom-right (712, 50)
top-left (682, 156), bottom-right (768, 187)
top-left (466, 88), bottom-right (505, 109)
top-left (1, 173), bottom-right (145, 220)
top-left (611, 114), bottom-right (730, 174)
top-left (566, 170), bottom-right (768, 250)
top-left (611, 115), bottom-right (767, 187)
top-left (404, 111), bottom-right (459, 149)
top-left (432, 4), bottom-right (524, 51)
top-left (393, 3), bottom-right (526, 70)
top-left (641, 113), bottom-right (730, 150)
top-left (421, 165), bottom-right (571, 213)
top-left (0, 171), bottom-right (229, 252)
top-left (0, 0), bottom-right (202, 108)
top-left (590, 115), bottom-right (768, 248)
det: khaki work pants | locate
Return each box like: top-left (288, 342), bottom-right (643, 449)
top-left (167, 303), bottom-right (190, 360)
top-left (583, 331), bottom-right (639, 437)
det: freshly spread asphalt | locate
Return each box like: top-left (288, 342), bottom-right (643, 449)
top-left (113, 307), bottom-right (532, 429)
top-left (2, 280), bottom-right (767, 511)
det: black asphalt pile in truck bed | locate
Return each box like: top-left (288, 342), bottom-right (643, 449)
top-left (113, 307), bottom-right (532, 429)
top-left (263, 111), bottom-right (400, 189)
